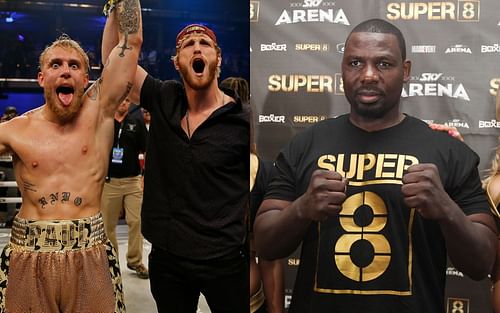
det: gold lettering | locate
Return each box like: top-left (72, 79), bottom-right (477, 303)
top-left (335, 154), bottom-right (357, 179)
top-left (386, 2), bottom-right (456, 21)
top-left (294, 75), bottom-right (308, 92)
top-left (490, 78), bottom-right (500, 96)
top-left (403, 155), bottom-right (419, 172)
top-left (357, 154), bottom-right (376, 180)
top-left (318, 154), bottom-right (335, 171)
top-left (317, 153), bottom-right (419, 181)
top-left (414, 3), bottom-right (427, 18)
top-left (386, 3), bottom-right (401, 19)
top-left (336, 191), bottom-right (390, 282)
top-left (308, 75), bottom-right (320, 92)
top-left (375, 154), bottom-right (385, 178)
top-left (442, 2), bottom-right (455, 20)
top-left (381, 153), bottom-right (398, 178)
top-left (268, 75), bottom-right (281, 92)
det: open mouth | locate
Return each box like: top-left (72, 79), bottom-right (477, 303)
top-left (56, 86), bottom-right (75, 106)
top-left (192, 59), bottom-right (205, 74)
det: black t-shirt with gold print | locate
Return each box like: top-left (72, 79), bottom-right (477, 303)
top-left (266, 114), bottom-right (490, 313)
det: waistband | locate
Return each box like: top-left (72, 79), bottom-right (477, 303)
top-left (10, 213), bottom-right (106, 252)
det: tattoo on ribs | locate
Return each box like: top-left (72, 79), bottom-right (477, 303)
top-left (118, 81), bottom-right (133, 104)
top-left (23, 182), bottom-right (37, 192)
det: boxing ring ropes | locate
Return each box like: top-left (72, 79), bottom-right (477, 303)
top-left (0, 153), bottom-right (21, 204)
top-left (0, 181), bottom-right (21, 204)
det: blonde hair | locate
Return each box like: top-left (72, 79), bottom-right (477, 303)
top-left (39, 34), bottom-right (89, 74)
top-left (483, 141), bottom-right (500, 189)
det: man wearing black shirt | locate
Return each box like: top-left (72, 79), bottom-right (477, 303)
top-left (102, 22), bottom-right (249, 312)
top-left (254, 19), bottom-right (496, 313)
top-left (101, 97), bottom-right (148, 279)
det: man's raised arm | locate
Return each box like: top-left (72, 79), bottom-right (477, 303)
top-left (99, 0), bottom-right (143, 116)
top-left (102, 0), bottom-right (147, 105)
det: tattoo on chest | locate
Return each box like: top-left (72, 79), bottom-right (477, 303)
top-left (38, 192), bottom-right (83, 209)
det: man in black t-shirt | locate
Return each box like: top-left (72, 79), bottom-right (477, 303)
top-left (254, 19), bottom-right (496, 313)
top-left (102, 21), bottom-right (249, 312)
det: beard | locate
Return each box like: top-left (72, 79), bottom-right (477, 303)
top-left (178, 58), bottom-right (218, 90)
top-left (45, 88), bottom-right (84, 123)
top-left (351, 101), bottom-right (387, 119)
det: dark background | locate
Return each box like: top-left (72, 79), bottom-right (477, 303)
top-left (0, 0), bottom-right (249, 114)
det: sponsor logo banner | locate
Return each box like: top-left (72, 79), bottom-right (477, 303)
top-left (275, 0), bottom-right (350, 26)
top-left (402, 73), bottom-right (470, 101)
top-left (259, 114), bottom-right (286, 123)
top-left (261, 42), bottom-right (287, 52)
top-left (386, 1), bottom-right (480, 22)
top-left (412, 45), bottom-right (436, 53)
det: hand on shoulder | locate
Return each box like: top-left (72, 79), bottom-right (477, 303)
top-left (428, 123), bottom-right (464, 142)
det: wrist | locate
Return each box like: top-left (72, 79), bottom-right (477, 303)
top-left (294, 196), bottom-right (308, 220)
top-left (103, 0), bottom-right (122, 16)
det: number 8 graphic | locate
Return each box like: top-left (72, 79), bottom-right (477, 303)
top-left (335, 191), bottom-right (391, 282)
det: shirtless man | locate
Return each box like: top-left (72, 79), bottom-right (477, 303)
top-left (0, 0), bottom-right (142, 312)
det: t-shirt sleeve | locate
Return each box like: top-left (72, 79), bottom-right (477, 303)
top-left (140, 75), bottom-right (158, 112)
top-left (265, 130), bottom-right (310, 202)
top-left (140, 75), bottom-right (183, 117)
top-left (446, 141), bottom-right (490, 216)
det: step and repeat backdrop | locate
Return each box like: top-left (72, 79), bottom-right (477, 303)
top-left (250, 0), bottom-right (499, 312)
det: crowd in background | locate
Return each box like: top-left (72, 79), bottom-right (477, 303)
top-left (0, 34), bottom-right (248, 81)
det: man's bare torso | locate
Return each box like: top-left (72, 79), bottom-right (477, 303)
top-left (7, 91), bottom-right (114, 220)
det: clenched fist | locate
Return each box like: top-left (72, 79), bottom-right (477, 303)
top-left (297, 169), bottom-right (348, 222)
top-left (401, 163), bottom-right (452, 220)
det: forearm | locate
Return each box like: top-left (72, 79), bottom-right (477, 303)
top-left (440, 206), bottom-right (496, 280)
top-left (115, 0), bottom-right (142, 52)
top-left (102, 9), bottom-right (119, 65)
top-left (100, 0), bottom-right (143, 115)
top-left (259, 259), bottom-right (285, 313)
top-left (254, 198), bottom-right (311, 260)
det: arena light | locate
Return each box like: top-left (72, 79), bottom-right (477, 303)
top-left (4, 12), bottom-right (14, 23)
